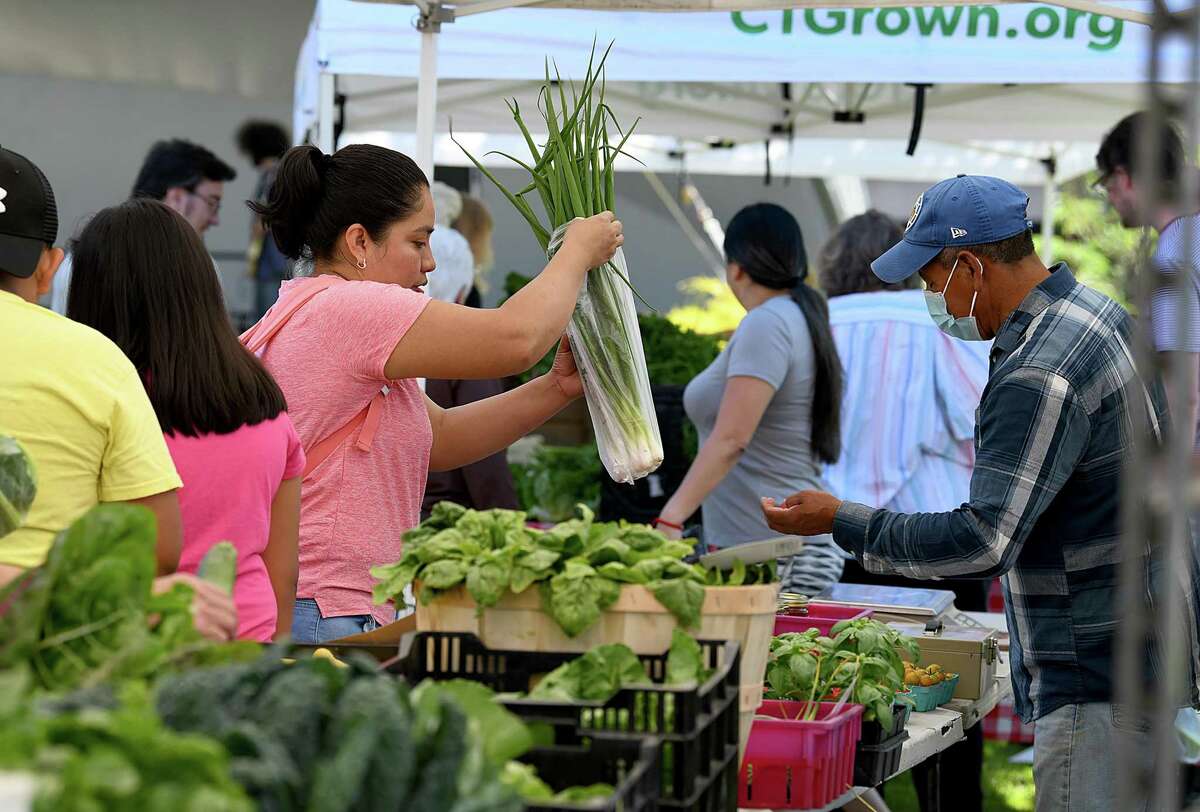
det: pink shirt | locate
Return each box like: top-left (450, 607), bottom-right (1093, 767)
top-left (167, 414), bottom-right (305, 641)
top-left (262, 276), bottom-right (432, 625)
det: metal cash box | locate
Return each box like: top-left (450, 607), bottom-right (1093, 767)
top-left (888, 620), bottom-right (1000, 701)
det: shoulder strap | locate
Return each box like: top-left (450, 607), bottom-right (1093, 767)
top-left (238, 275), bottom-right (387, 479)
top-left (240, 275), bottom-right (340, 355)
top-left (301, 387), bottom-right (389, 478)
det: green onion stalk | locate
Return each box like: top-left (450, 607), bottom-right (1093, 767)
top-left (454, 43), bottom-right (663, 483)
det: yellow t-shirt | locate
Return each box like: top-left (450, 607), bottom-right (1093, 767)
top-left (0, 290), bottom-right (182, 567)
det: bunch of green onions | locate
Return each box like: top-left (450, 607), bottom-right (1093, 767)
top-left (454, 43), bottom-right (663, 483)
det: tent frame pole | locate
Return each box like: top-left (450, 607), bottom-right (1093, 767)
top-left (415, 3), bottom-right (454, 180)
top-left (318, 72), bottom-right (336, 152)
top-left (1039, 154), bottom-right (1056, 264)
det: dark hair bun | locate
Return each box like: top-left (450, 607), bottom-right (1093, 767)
top-left (251, 145), bottom-right (325, 260)
top-left (249, 143), bottom-right (428, 263)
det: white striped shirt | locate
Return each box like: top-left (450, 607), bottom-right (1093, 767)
top-left (1150, 213), bottom-right (1200, 353)
top-left (823, 290), bottom-right (990, 517)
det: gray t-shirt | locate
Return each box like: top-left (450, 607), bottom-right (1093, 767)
top-left (683, 294), bottom-right (843, 595)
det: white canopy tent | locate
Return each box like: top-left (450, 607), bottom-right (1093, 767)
top-left (294, 0), bottom-right (1188, 256)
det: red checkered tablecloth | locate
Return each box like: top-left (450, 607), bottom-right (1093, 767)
top-left (983, 701), bottom-right (1035, 744)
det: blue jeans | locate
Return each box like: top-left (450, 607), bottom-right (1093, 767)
top-left (1034, 702), bottom-right (1152, 812)
top-left (291, 598), bottom-right (379, 644)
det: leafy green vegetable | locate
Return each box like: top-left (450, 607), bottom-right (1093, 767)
top-left (0, 505), bottom-right (256, 693)
top-left (467, 549), bottom-right (513, 611)
top-left (509, 548), bottom-right (560, 594)
top-left (438, 680), bottom-right (533, 767)
top-left (375, 501), bottom-right (768, 638)
top-left (511, 443), bottom-right (603, 522)
top-left (0, 435), bottom-right (36, 539)
top-left (422, 559), bottom-right (469, 591)
top-left (636, 313), bottom-right (722, 387)
top-left (765, 619), bottom-right (919, 728)
top-left (156, 654), bottom-right (526, 812)
top-left (500, 761), bottom-right (554, 801)
top-left (649, 577), bottom-right (705, 629)
top-left (665, 627), bottom-right (709, 685)
top-left (499, 761), bottom-right (614, 806)
top-left (540, 569), bottom-right (603, 638)
top-left (198, 542), bottom-right (238, 595)
top-left (529, 642), bottom-right (650, 703)
top-left (0, 675), bottom-right (253, 812)
top-left (552, 784), bottom-right (616, 803)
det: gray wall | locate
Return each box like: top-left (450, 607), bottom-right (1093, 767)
top-left (3, 72), bottom-right (837, 317)
top-left (1, 73), bottom-right (291, 317)
top-left (475, 168), bottom-right (837, 310)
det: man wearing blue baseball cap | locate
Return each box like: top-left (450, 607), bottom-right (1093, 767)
top-left (761, 175), bottom-right (1200, 811)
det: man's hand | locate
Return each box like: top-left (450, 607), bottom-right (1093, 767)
top-left (153, 573), bottom-right (238, 642)
top-left (761, 491), bottom-right (843, 536)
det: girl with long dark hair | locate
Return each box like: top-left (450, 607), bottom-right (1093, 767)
top-left (657, 203), bottom-right (846, 595)
top-left (68, 199), bottom-right (304, 641)
top-left (242, 143), bottom-right (621, 643)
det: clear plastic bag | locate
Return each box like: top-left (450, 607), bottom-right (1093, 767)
top-left (1178, 708), bottom-right (1200, 765)
top-left (549, 225), bottom-right (663, 484)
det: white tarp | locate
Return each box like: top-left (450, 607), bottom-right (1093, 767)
top-left (303, 0), bottom-right (1174, 86)
top-left (294, 0), bottom-right (1186, 181)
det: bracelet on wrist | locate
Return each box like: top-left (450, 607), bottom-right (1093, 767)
top-left (651, 517), bottom-right (684, 532)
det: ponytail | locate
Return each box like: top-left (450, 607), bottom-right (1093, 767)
top-left (788, 283), bottom-right (843, 464)
top-left (724, 203), bottom-right (844, 465)
top-left (250, 143), bottom-right (428, 262)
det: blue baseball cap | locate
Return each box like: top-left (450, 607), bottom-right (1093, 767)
top-left (871, 174), bottom-right (1034, 284)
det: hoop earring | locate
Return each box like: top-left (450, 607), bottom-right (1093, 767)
top-left (356, 258), bottom-right (367, 270)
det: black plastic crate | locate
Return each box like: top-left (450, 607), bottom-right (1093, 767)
top-left (393, 632), bottom-right (740, 810)
top-left (858, 702), bottom-right (908, 747)
top-left (853, 706), bottom-right (909, 787)
top-left (521, 736), bottom-right (660, 812)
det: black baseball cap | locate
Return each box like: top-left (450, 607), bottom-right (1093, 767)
top-left (0, 146), bottom-right (57, 278)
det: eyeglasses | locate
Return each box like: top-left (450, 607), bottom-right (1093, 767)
top-left (187, 189), bottom-right (222, 215)
top-left (1091, 168), bottom-right (1125, 198)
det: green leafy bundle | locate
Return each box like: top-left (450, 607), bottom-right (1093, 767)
top-left (154, 653), bottom-right (528, 812)
top-left (523, 629), bottom-right (711, 799)
top-left (528, 629), bottom-right (710, 704)
top-left (0, 505), bottom-right (257, 693)
top-left (764, 618), bottom-right (920, 730)
top-left (372, 502), bottom-right (730, 636)
top-left (0, 435), bottom-right (36, 539)
top-left (636, 314), bottom-right (722, 387)
top-left (511, 443), bottom-right (602, 522)
top-left (456, 44), bottom-right (662, 485)
top-left (0, 668), bottom-right (253, 812)
top-left (501, 762), bottom-right (613, 806)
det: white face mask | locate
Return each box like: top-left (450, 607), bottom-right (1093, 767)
top-left (924, 256), bottom-right (985, 341)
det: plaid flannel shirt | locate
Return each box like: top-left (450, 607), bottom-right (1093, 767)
top-left (833, 265), bottom-right (1200, 722)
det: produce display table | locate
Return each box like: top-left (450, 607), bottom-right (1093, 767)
top-left (741, 630), bottom-right (1013, 812)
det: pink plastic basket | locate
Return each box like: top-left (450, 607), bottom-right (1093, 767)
top-left (773, 605), bottom-right (873, 638)
top-left (739, 700), bottom-right (865, 809)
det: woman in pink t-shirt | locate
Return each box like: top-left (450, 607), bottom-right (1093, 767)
top-left (67, 199), bottom-right (304, 642)
top-left (248, 144), bottom-right (622, 643)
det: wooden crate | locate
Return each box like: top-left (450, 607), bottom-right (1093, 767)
top-left (416, 582), bottom-right (778, 760)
